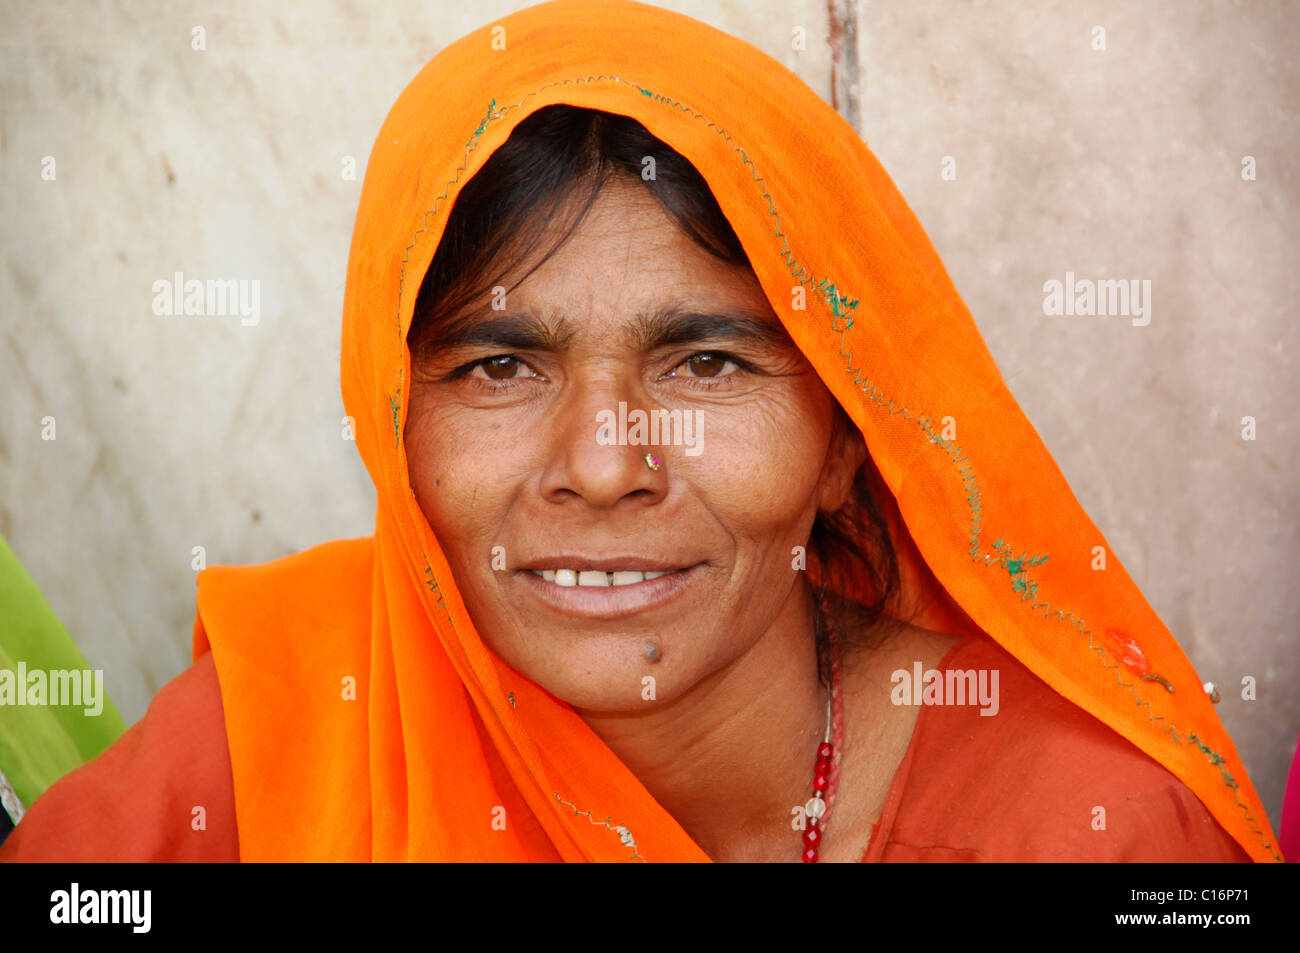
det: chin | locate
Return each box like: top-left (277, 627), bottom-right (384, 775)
top-left (500, 629), bottom-right (704, 714)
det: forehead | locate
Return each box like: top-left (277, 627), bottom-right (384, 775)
top-left (501, 178), bottom-right (775, 330)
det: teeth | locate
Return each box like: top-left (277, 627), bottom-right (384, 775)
top-left (529, 568), bottom-right (679, 586)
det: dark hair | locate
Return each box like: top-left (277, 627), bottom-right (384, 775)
top-left (409, 104), bottom-right (899, 684)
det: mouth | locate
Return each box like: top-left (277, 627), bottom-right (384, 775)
top-left (527, 568), bottom-right (679, 587)
top-left (515, 560), bottom-right (705, 619)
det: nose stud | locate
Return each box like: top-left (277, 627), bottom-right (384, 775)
top-left (644, 453), bottom-right (661, 471)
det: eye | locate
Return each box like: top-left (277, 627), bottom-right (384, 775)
top-left (671, 352), bottom-right (740, 379)
top-left (467, 355), bottom-right (538, 381)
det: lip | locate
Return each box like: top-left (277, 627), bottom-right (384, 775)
top-left (516, 562), bottom-right (706, 619)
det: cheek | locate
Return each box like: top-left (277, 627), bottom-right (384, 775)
top-left (693, 389), bottom-right (835, 538)
top-left (404, 396), bottom-right (520, 567)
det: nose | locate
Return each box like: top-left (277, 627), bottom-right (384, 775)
top-left (537, 375), bottom-right (667, 509)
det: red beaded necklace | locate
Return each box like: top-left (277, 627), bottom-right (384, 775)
top-left (801, 622), bottom-right (844, 862)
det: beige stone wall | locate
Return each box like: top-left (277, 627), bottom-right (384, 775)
top-left (1, 1), bottom-right (1295, 829)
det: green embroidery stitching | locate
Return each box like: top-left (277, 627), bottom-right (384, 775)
top-left (553, 793), bottom-right (645, 862)
top-left (507, 692), bottom-right (516, 708)
top-left (988, 538), bottom-right (1050, 601)
top-left (817, 279), bottom-right (858, 320)
top-left (469, 98), bottom-right (497, 144)
top-left (422, 562), bottom-right (447, 611)
top-left (388, 75), bottom-right (1279, 861)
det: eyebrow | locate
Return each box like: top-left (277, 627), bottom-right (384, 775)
top-left (632, 306), bottom-right (792, 351)
top-left (424, 305), bottom-right (793, 355)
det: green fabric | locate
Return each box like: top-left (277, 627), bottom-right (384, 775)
top-left (0, 533), bottom-right (126, 816)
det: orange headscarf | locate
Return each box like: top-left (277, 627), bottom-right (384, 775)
top-left (192, 0), bottom-right (1280, 861)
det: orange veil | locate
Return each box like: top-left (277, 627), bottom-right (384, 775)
top-left (191, 0), bottom-right (1280, 861)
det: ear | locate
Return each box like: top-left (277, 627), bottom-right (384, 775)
top-left (818, 407), bottom-right (868, 514)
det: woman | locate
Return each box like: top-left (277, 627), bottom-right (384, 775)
top-left (1, 0), bottom-right (1280, 862)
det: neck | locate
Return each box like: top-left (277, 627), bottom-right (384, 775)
top-left (576, 581), bottom-right (826, 862)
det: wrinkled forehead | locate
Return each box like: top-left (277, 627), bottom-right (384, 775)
top-left (412, 155), bottom-right (792, 356)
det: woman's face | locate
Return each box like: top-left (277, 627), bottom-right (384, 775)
top-left (406, 176), bottom-right (865, 711)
